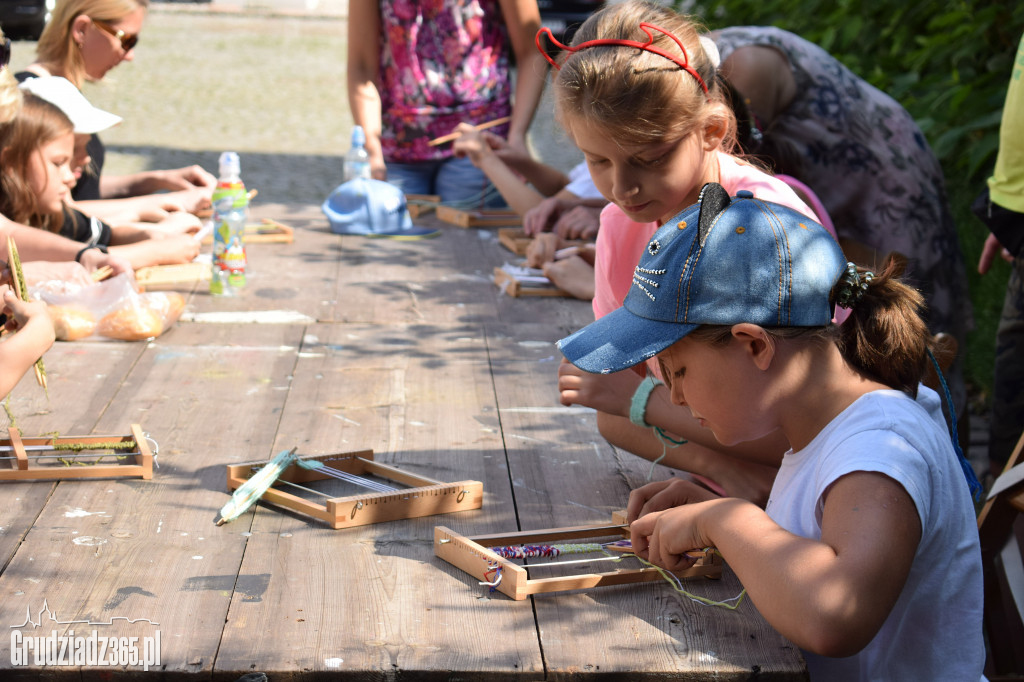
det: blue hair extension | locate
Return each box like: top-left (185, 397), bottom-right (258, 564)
top-left (927, 349), bottom-right (982, 501)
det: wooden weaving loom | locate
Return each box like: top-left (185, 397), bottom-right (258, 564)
top-left (493, 264), bottom-right (569, 298)
top-left (225, 449), bottom-right (483, 529)
top-left (406, 194), bottom-right (441, 218)
top-left (200, 219), bottom-right (294, 245)
top-left (497, 228), bottom-right (585, 257)
top-left (436, 206), bottom-right (521, 229)
top-left (0, 424), bottom-right (154, 481)
top-left (434, 518), bottom-right (722, 600)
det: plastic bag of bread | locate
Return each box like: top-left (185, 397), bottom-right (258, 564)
top-left (30, 273), bottom-right (186, 342)
top-left (47, 304), bottom-right (96, 341)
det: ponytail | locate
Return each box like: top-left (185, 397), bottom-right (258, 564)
top-left (832, 259), bottom-right (930, 397)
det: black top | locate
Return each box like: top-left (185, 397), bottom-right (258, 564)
top-left (61, 207), bottom-right (112, 247)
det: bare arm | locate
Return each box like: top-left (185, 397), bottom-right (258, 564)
top-left (498, 0), bottom-right (547, 152)
top-left (0, 214), bottom-right (132, 276)
top-left (347, 1), bottom-right (386, 179)
top-left (73, 186), bottom-right (212, 223)
top-left (718, 45), bottom-right (796, 129)
top-left (631, 471), bottom-right (921, 657)
top-left (0, 292), bottom-right (56, 398)
top-left (453, 125), bottom-right (547, 215)
top-left (108, 234), bottom-right (200, 270)
top-left (97, 165), bottom-right (217, 199)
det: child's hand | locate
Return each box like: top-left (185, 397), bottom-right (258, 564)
top-left (148, 211), bottom-right (203, 237)
top-left (553, 205), bottom-right (602, 241)
top-left (523, 196), bottom-right (562, 235)
top-left (525, 232), bottom-right (559, 267)
top-left (557, 356), bottom-right (639, 417)
top-left (451, 124), bottom-right (495, 167)
top-left (626, 477), bottom-right (720, 523)
top-left (161, 165), bottom-right (217, 191)
top-left (629, 503), bottom-right (717, 573)
top-left (3, 290), bottom-right (54, 337)
top-left (156, 234), bottom-right (202, 265)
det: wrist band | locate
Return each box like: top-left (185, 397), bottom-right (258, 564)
top-left (75, 244), bottom-right (105, 262)
top-left (629, 375), bottom-right (663, 428)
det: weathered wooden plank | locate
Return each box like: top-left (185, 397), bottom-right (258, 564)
top-left (214, 321), bottom-right (543, 679)
top-left (185, 203), bottom-right (341, 320)
top-left (486, 323), bottom-right (806, 680)
top-left (0, 323), bottom-right (305, 679)
top-left (320, 215), bottom-right (594, 327)
top-left (0, 340), bottom-right (147, 578)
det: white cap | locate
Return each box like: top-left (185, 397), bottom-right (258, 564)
top-left (19, 76), bottom-right (122, 134)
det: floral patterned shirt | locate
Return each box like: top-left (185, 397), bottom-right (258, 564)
top-left (713, 26), bottom-right (972, 409)
top-left (379, 0), bottom-right (513, 163)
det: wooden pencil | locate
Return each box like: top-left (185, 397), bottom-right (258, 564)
top-left (6, 236), bottom-right (46, 389)
top-left (427, 116), bottom-right (512, 147)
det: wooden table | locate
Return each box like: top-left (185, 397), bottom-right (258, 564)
top-left (0, 203), bottom-right (806, 680)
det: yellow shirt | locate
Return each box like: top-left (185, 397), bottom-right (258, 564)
top-left (989, 33), bottom-right (1024, 213)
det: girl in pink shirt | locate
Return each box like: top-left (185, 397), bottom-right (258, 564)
top-left (543, 0), bottom-right (825, 502)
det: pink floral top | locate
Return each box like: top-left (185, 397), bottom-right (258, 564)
top-left (379, 0), bottom-right (513, 163)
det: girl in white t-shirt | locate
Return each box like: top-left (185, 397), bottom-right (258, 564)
top-left (541, 0), bottom-right (823, 503)
top-left (557, 183), bottom-right (984, 681)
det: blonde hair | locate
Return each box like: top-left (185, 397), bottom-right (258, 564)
top-left (552, 0), bottom-right (735, 149)
top-left (36, 0), bottom-right (149, 88)
top-left (0, 28), bottom-right (22, 124)
top-left (0, 93), bottom-right (75, 233)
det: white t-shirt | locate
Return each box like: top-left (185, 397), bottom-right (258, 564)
top-left (563, 161), bottom-right (604, 200)
top-left (766, 386), bottom-right (984, 681)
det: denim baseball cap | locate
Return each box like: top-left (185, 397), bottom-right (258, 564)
top-left (558, 183), bottom-right (847, 374)
top-left (322, 177), bottom-right (440, 238)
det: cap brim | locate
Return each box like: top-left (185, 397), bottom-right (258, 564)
top-left (364, 226), bottom-right (442, 240)
top-left (557, 305), bottom-right (698, 374)
top-left (75, 110), bottom-right (122, 134)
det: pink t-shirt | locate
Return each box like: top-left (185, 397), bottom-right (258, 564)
top-left (593, 152), bottom-right (821, 376)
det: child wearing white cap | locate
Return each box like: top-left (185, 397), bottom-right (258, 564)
top-left (0, 92), bottom-right (201, 269)
top-left (17, 76), bottom-right (205, 231)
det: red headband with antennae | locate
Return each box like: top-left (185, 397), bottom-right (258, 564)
top-left (535, 22), bottom-right (709, 96)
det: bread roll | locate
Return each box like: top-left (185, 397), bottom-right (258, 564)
top-left (98, 306), bottom-right (163, 341)
top-left (143, 292), bottom-right (186, 325)
top-left (47, 305), bottom-right (96, 341)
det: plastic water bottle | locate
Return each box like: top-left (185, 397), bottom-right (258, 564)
top-left (343, 125), bottom-right (371, 182)
top-left (210, 151), bottom-right (248, 296)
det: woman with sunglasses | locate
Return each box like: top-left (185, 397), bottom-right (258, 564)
top-left (0, 25), bottom-right (133, 282)
top-left (16, 0), bottom-right (215, 218)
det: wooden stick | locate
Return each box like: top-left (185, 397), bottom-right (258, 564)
top-left (91, 265), bottom-right (114, 282)
top-left (427, 116), bottom-right (511, 147)
top-left (6, 237), bottom-right (46, 389)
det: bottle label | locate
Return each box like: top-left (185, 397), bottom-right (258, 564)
top-left (211, 212), bottom-right (247, 293)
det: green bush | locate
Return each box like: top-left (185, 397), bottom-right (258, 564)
top-left (688, 0), bottom-right (1023, 404)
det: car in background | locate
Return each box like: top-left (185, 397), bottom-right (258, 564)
top-left (0, 0), bottom-right (52, 41)
top-left (538, 0), bottom-right (604, 48)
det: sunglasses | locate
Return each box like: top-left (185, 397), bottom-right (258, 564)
top-left (0, 37), bottom-right (11, 71)
top-left (92, 19), bottom-right (139, 52)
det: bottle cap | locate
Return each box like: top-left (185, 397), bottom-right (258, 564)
top-left (218, 151), bottom-right (241, 178)
top-left (351, 126), bottom-right (366, 147)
